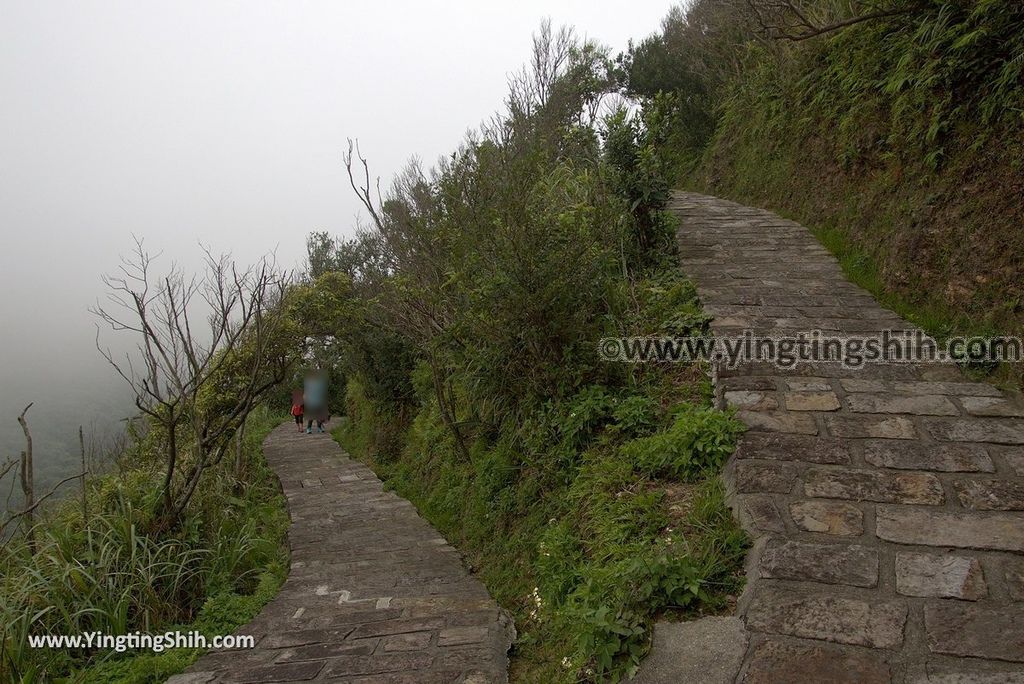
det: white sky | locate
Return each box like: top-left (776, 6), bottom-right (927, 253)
top-left (0, 0), bottom-right (673, 420)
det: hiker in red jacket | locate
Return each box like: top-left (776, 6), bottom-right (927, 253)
top-left (290, 390), bottom-right (304, 433)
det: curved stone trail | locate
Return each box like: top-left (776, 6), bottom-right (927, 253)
top-left (170, 423), bottom-right (514, 684)
top-left (640, 192), bottom-right (1024, 683)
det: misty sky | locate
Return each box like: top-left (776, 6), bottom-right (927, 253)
top-left (0, 1), bottom-right (673, 451)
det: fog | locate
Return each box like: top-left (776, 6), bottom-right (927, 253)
top-left (0, 0), bottom-right (672, 482)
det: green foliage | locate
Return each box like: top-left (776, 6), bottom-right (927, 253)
top-left (619, 0), bottom-right (755, 182)
top-left (601, 109), bottom-right (672, 260)
top-left (621, 407), bottom-right (744, 480)
top-left (805, 0), bottom-right (1024, 164)
top-left (302, 20), bottom-right (751, 681)
top-left (0, 407), bottom-right (289, 682)
top-left (333, 253), bottom-right (747, 680)
top-left (629, 0), bottom-right (1024, 179)
top-left (629, 269), bottom-right (711, 336)
top-left (609, 395), bottom-right (660, 437)
top-left (626, 0), bottom-right (1023, 387)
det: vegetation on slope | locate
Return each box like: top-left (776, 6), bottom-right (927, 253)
top-left (2, 244), bottom-right (321, 682)
top-left (333, 275), bottom-right (746, 680)
top-left (306, 22), bottom-right (748, 681)
top-left (0, 406), bottom-right (289, 682)
top-left (624, 0), bottom-right (1024, 385)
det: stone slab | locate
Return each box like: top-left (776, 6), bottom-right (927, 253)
top-left (633, 617), bottom-right (747, 684)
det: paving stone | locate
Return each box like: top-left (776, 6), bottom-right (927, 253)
top-left (924, 602), bottom-right (1024, 662)
top-left (911, 668), bottom-right (1024, 683)
top-left (845, 393), bottom-right (959, 416)
top-left (228, 661), bottom-right (325, 683)
top-left (961, 395), bottom-right (1024, 417)
top-left (863, 440), bottom-right (994, 472)
top-left (725, 390), bottom-right (779, 410)
top-left (825, 415), bottom-right (917, 439)
top-left (734, 433), bottom-right (852, 464)
top-left (735, 494), bottom-right (786, 533)
top-left (275, 639), bottom-right (380, 662)
top-left (892, 381), bottom-right (1002, 397)
top-left (785, 391), bottom-right (841, 412)
top-left (195, 651), bottom-right (273, 672)
top-left (721, 376), bottom-right (778, 391)
top-left (733, 461), bottom-right (801, 494)
top-left (321, 652), bottom-right (435, 676)
top-left (348, 672), bottom-right (467, 684)
top-left (460, 673), bottom-right (502, 684)
top-left (998, 447), bottom-right (1024, 476)
top-left (895, 552), bottom-right (987, 600)
top-left (875, 505), bottom-right (1024, 551)
top-left (803, 467), bottom-right (943, 504)
top-left (741, 638), bottom-right (891, 684)
top-left (954, 479), bottom-right (1024, 510)
top-left (669, 192), bottom-right (1024, 676)
top-left (433, 647), bottom-right (504, 669)
top-left (1004, 557), bottom-right (1024, 601)
top-left (437, 626), bottom-right (490, 647)
top-left (633, 617), bottom-right (746, 684)
top-left (839, 379), bottom-right (888, 393)
top-left (346, 618), bottom-right (446, 640)
top-left (745, 588), bottom-right (906, 648)
top-left (789, 500), bottom-right (864, 536)
top-left (737, 410), bottom-right (819, 435)
top-left (183, 423), bottom-right (513, 683)
top-left (759, 539), bottom-right (877, 587)
top-left (925, 418), bottom-right (1024, 445)
top-left (785, 378), bottom-right (833, 392)
top-left (382, 632), bottom-right (432, 652)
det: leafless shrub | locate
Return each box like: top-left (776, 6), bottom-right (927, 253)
top-left (93, 239), bottom-right (292, 526)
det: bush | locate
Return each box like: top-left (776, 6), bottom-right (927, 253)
top-left (333, 253), bottom-right (748, 680)
top-left (621, 406), bottom-right (744, 480)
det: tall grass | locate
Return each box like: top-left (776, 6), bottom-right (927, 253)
top-left (0, 405), bottom-right (289, 683)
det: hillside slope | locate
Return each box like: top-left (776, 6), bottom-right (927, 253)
top-left (628, 1), bottom-right (1024, 386)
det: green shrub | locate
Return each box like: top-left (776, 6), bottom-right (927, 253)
top-left (335, 300), bottom-right (747, 681)
top-left (621, 407), bottom-right (744, 480)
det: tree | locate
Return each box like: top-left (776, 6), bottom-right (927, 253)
top-left (332, 22), bottom-right (631, 442)
top-left (93, 240), bottom-right (293, 526)
top-left (1, 404), bottom-right (86, 552)
top-left (343, 141), bottom-right (473, 461)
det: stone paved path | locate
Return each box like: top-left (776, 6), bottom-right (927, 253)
top-left (641, 192), bottom-right (1024, 683)
top-left (170, 423), bottom-right (514, 684)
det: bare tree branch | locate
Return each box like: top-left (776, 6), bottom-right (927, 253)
top-left (0, 470), bottom-right (87, 552)
top-left (17, 403), bottom-right (35, 551)
top-left (745, 0), bottom-right (919, 41)
top-left (92, 244), bottom-right (294, 526)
